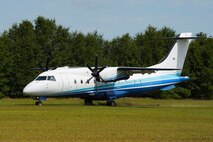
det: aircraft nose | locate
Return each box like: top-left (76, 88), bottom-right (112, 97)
top-left (23, 84), bottom-right (33, 95)
top-left (23, 83), bottom-right (39, 96)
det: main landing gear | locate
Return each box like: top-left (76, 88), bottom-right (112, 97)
top-left (84, 99), bottom-right (93, 105)
top-left (84, 99), bottom-right (116, 106)
top-left (107, 100), bottom-right (116, 106)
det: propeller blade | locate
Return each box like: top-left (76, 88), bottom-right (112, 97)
top-left (85, 64), bottom-right (94, 72)
top-left (95, 56), bottom-right (98, 70)
top-left (98, 65), bottom-right (106, 73)
top-left (99, 76), bottom-right (106, 83)
top-left (86, 76), bottom-right (93, 84)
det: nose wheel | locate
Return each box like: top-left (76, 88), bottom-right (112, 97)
top-left (35, 101), bottom-right (42, 106)
top-left (34, 97), bottom-right (46, 106)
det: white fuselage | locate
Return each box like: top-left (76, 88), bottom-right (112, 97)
top-left (23, 66), bottom-right (188, 99)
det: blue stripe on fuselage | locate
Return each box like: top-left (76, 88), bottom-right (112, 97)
top-left (57, 74), bottom-right (189, 98)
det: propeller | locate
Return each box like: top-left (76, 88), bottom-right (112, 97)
top-left (86, 56), bottom-right (107, 83)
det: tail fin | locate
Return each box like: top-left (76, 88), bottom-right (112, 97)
top-left (150, 33), bottom-right (193, 74)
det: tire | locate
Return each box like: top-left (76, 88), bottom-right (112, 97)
top-left (107, 101), bottom-right (116, 106)
top-left (84, 99), bottom-right (93, 105)
top-left (35, 101), bottom-right (42, 106)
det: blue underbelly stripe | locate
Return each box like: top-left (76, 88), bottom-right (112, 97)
top-left (57, 75), bottom-right (188, 96)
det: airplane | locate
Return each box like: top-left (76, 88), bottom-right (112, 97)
top-left (23, 32), bottom-right (196, 106)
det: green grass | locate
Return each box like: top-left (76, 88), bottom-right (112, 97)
top-left (0, 98), bottom-right (212, 142)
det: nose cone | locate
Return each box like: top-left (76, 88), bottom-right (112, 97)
top-left (23, 82), bottom-right (43, 96)
top-left (23, 83), bottom-right (34, 95)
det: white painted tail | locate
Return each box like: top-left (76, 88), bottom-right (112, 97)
top-left (150, 33), bottom-right (193, 74)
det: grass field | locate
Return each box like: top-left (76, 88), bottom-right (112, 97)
top-left (0, 98), bottom-right (212, 142)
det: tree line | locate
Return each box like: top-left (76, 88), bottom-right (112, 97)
top-left (0, 16), bottom-right (212, 99)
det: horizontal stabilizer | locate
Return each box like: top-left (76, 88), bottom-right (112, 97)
top-left (165, 36), bottom-right (198, 40)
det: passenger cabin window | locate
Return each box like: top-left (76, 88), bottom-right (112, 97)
top-left (47, 76), bottom-right (56, 81)
top-left (35, 76), bottom-right (47, 81)
top-left (74, 79), bottom-right (77, 84)
top-left (81, 80), bottom-right (83, 84)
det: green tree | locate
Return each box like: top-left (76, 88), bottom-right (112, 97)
top-left (6, 21), bottom-right (37, 97)
top-left (51, 25), bottom-right (71, 67)
top-left (134, 26), bottom-right (175, 67)
top-left (106, 33), bottom-right (140, 66)
top-left (34, 16), bottom-right (57, 68)
top-left (183, 33), bottom-right (213, 99)
top-left (0, 34), bottom-right (13, 97)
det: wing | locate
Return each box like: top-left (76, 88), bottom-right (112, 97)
top-left (118, 67), bottom-right (180, 73)
top-left (101, 67), bottom-right (180, 82)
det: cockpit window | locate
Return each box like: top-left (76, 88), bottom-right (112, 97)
top-left (47, 76), bottom-right (56, 81)
top-left (35, 76), bottom-right (47, 81)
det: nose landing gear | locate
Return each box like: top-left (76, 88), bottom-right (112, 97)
top-left (34, 97), bottom-right (46, 106)
top-left (35, 101), bottom-right (42, 106)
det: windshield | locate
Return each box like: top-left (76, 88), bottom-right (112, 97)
top-left (35, 76), bottom-right (47, 81)
top-left (47, 76), bottom-right (56, 81)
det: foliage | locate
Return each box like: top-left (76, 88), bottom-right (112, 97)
top-left (182, 33), bottom-right (213, 99)
top-left (0, 93), bottom-right (5, 99)
top-left (160, 87), bottom-right (191, 99)
top-left (0, 16), bottom-right (212, 99)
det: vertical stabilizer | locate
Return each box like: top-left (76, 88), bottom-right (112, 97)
top-left (150, 33), bottom-right (193, 74)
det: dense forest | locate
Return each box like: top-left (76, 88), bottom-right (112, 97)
top-left (0, 16), bottom-right (212, 99)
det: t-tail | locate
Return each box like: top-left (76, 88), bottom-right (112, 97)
top-left (150, 33), bottom-right (194, 75)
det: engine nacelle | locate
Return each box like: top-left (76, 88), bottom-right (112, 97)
top-left (99, 67), bottom-right (130, 82)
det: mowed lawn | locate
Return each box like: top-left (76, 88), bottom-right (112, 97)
top-left (0, 98), bottom-right (212, 142)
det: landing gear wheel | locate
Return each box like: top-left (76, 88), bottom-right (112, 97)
top-left (35, 101), bottom-right (42, 106)
top-left (84, 99), bottom-right (93, 105)
top-left (107, 101), bottom-right (116, 106)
